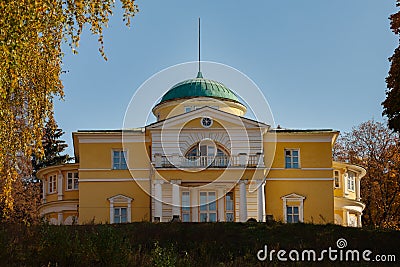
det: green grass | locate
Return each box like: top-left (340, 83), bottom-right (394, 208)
top-left (0, 222), bottom-right (398, 266)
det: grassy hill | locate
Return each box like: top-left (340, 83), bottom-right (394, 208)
top-left (0, 222), bottom-right (398, 266)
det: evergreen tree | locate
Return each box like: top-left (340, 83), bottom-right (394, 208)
top-left (383, 0), bottom-right (400, 132)
top-left (32, 118), bottom-right (71, 176)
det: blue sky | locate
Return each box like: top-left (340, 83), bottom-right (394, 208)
top-left (56, 1), bottom-right (398, 155)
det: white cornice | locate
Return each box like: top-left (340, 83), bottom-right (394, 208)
top-left (79, 178), bottom-right (150, 182)
top-left (266, 177), bottom-right (333, 181)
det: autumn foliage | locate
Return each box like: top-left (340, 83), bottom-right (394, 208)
top-left (334, 120), bottom-right (400, 229)
top-left (0, 0), bottom-right (138, 221)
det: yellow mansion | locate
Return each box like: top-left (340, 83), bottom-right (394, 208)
top-left (37, 71), bottom-right (365, 227)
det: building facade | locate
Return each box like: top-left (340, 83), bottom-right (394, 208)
top-left (37, 72), bottom-right (365, 226)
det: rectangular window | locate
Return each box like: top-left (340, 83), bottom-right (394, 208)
top-left (48, 175), bottom-right (57, 193)
top-left (185, 106), bottom-right (192, 113)
top-left (286, 206), bottom-right (299, 223)
top-left (113, 150), bottom-right (127, 170)
top-left (225, 191), bottom-right (234, 222)
top-left (113, 207), bottom-right (127, 223)
top-left (285, 149), bottom-right (300, 168)
top-left (200, 192), bottom-right (217, 222)
top-left (334, 170), bottom-right (340, 188)
top-left (67, 172), bottom-right (79, 190)
top-left (181, 191), bottom-right (190, 222)
top-left (347, 171), bottom-right (355, 191)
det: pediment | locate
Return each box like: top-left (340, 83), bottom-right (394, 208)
top-left (108, 194), bottom-right (133, 203)
top-left (147, 106), bottom-right (269, 131)
top-left (281, 193), bottom-right (306, 200)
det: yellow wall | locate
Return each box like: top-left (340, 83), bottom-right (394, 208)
top-left (153, 98), bottom-right (246, 121)
top-left (266, 180), bottom-right (334, 224)
top-left (79, 181), bottom-right (150, 224)
top-left (79, 142), bottom-right (150, 170)
top-left (266, 141), bottom-right (333, 169)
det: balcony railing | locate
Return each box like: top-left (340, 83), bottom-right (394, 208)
top-left (153, 154), bottom-right (263, 168)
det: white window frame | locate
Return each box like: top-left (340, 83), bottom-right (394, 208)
top-left (347, 171), bottom-right (355, 192)
top-left (181, 191), bottom-right (191, 222)
top-left (334, 170), bottom-right (340, 188)
top-left (281, 193), bottom-right (305, 223)
top-left (66, 172), bottom-right (79, 191)
top-left (184, 106), bottom-right (201, 113)
top-left (113, 207), bottom-right (128, 224)
top-left (48, 174), bottom-right (57, 194)
top-left (286, 206), bottom-right (300, 223)
top-left (108, 194), bottom-right (132, 224)
top-left (225, 191), bottom-right (234, 222)
top-left (284, 149), bottom-right (300, 169)
top-left (112, 150), bottom-right (128, 170)
top-left (199, 191), bottom-right (217, 222)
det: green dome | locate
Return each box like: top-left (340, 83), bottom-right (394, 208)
top-left (159, 72), bottom-right (240, 104)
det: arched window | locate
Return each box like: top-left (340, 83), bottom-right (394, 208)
top-left (185, 141), bottom-right (229, 167)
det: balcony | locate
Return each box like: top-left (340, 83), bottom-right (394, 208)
top-left (153, 153), bottom-right (263, 168)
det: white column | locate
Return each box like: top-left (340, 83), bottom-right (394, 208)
top-left (109, 199), bottom-right (114, 223)
top-left (191, 187), bottom-right (198, 222)
top-left (42, 179), bottom-right (46, 203)
top-left (357, 213), bottom-right (362, 227)
top-left (127, 199), bottom-right (132, 222)
top-left (57, 171), bottom-right (63, 201)
top-left (239, 180), bottom-right (248, 222)
top-left (154, 180), bottom-right (163, 222)
top-left (344, 210), bottom-right (349, 226)
top-left (356, 177), bottom-right (361, 201)
top-left (217, 187), bottom-right (225, 222)
top-left (57, 212), bottom-right (63, 225)
top-left (282, 198), bottom-right (287, 223)
top-left (171, 180), bottom-right (181, 218)
top-left (257, 182), bottom-right (266, 222)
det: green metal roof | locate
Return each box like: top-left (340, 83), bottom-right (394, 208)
top-left (159, 72), bottom-right (240, 104)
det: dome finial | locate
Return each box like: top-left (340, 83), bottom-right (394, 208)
top-left (197, 17), bottom-right (202, 78)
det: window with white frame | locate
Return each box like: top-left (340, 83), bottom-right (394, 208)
top-left (67, 172), bottom-right (79, 190)
top-left (281, 193), bottom-right (305, 223)
top-left (184, 106), bottom-right (200, 113)
top-left (199, 192), bottom-right (217, 222)
top-left (285, 149), bottom-right (300, 168)
top-left (347, 171), bottom-right (355, 191)
top-left (113, 207), bottom-right (128, 223)
top-left (112, 150), bottom-right (127, 170)
top-left (225, 191), bottom-right (234, 222)
top-left (181, 191), bottom-right (190, 222)
top-left (48, 175), bottom-right (57, 193)
top-left (286, 206), bottom-right (300, 223)
top-left (108, 194), bottom-right (132, 224)
top-left (334, 170), bottom-right (340, 188)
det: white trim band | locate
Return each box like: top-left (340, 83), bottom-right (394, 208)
top-left (79, 178), bottom-right (150, 182)
top-left (267, 178), bottom-right (334, 181)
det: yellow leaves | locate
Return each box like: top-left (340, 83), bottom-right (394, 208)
top-left (0, 0), bottom-right (138, 220)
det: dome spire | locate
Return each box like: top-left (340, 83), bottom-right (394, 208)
top-left (197, 17), bottom-right (203, 78)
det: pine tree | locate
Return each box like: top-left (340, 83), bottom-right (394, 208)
top-left (32, 118), bottom-right (71, 176)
